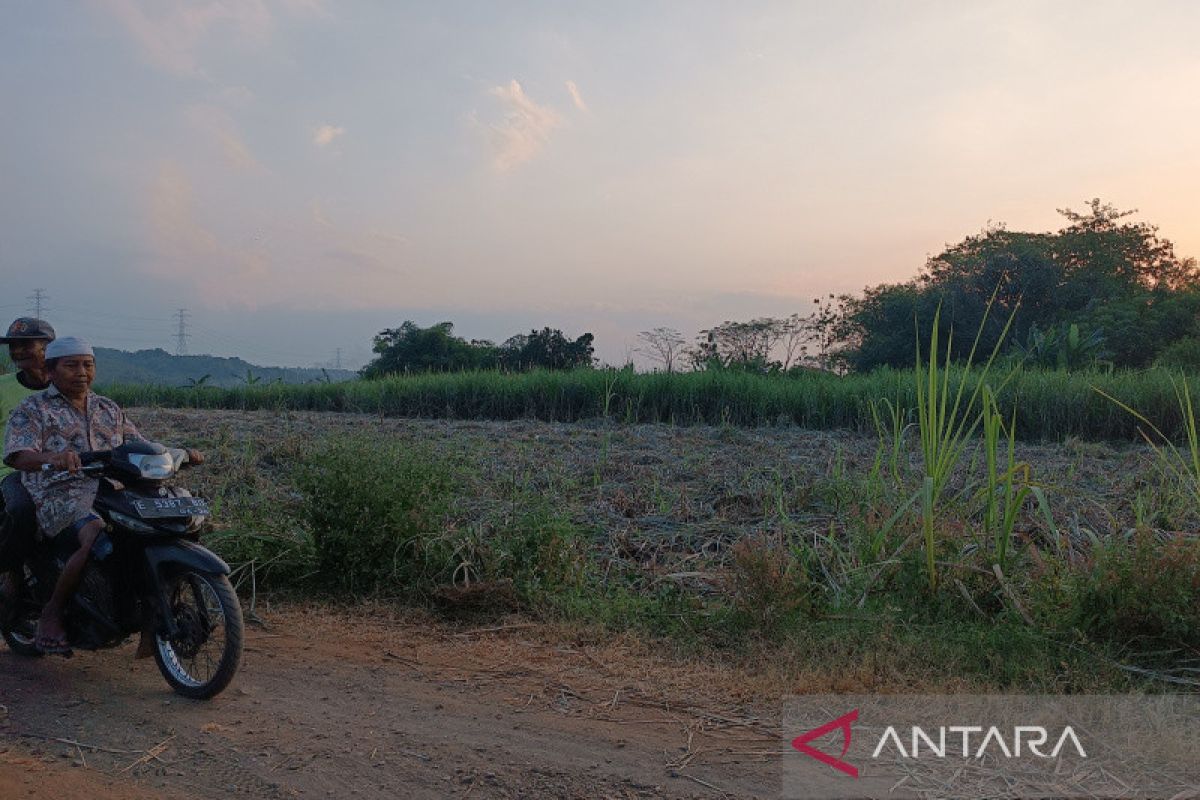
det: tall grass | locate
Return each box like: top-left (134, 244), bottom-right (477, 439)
top-left (913, 298), bottom-right (1015, 588)
top-left (102, 365), bottom-right (1200, 442)
top-left (1097, 373), bottom-right (1200, 505)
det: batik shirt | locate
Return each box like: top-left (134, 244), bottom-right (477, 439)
top-left (3, 385), bottom-right (144, 537)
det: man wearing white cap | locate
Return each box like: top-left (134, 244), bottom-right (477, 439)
top-left (3, 337), bottom-right (202, 654)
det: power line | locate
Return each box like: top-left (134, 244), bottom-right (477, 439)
top-left (27, 288), bottom-right (48, 319)
top-left (174, 309), bottom-right (190, 355)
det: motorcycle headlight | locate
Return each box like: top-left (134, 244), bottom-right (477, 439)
top-left (127, 452), bottom-right (176, 479)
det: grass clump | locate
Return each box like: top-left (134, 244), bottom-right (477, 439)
top-left (723, 534), bottom-right (820, 633)
top-left (293, 434), bottom-right (458, 595)
top-left (447, 499), bottom-right (588, 609)
top-left (1067, 531), bottom-right (1200, 653)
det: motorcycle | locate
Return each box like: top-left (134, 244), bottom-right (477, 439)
top-left (0, 441), bottom-right (243, 700)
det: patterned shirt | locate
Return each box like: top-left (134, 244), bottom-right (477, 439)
top-left (3, 385), bottom-right (144, 537)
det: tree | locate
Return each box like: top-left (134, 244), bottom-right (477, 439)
top-left (498, 328), bottom-right (594, 371)
top-left (362, 321), bottom-right (496, 378)
top-left (1053, 199), bottom-right (1198, 292)
top-left (833, 201), bottom-right (1200, 370)
top-left (837, 283), bottom-right (936, 372)
top-left (799, 295), bottom-right (850, 372)
top-left (636, 327), bottom-right (686, 372)
top-left (779, 314), bottom-right (808, 371)
top-left (689, 318), bottom-right (787, 372)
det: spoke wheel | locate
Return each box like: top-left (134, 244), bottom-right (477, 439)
top-left (153, 571), bottom-right (242, 699)
top-left (1, 566), bottom-right (43, 658)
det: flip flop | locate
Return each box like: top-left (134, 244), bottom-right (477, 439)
top-left (35, 631), bottom-right (73, 657)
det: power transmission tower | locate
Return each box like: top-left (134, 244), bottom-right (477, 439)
top-left (334, 348), bottom-right (342, 369)
top-left (174, 309), bottom-right (190, 355)
top-left (27, 288), bottom-right (48, 319)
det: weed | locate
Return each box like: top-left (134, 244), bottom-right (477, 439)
top-left (723, 534), bottom-right (817, 633)
top-left (1068, 530), bottom-right (1200, 652)
top-left (292, 434), bottom-right (458, 595)
top-left (451, 500), bottom-right (587, 606)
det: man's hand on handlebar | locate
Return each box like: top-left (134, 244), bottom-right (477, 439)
top-left (43, 451), bottom-right (82, 474)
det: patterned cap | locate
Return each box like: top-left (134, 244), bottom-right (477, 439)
top-left (0, 317), bottom-right (56, 343)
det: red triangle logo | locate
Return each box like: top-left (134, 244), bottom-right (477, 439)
top-left (791, 708), bottom-right (859, 778)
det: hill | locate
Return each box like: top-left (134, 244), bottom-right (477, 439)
top-left (93, 347), bottom-right (357, 388)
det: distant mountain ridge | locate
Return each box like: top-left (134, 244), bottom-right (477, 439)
top-left (93, 347), bottom-right (357, 388)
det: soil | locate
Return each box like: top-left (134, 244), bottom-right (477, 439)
top-left (1, 605), bottom-right (780, 799)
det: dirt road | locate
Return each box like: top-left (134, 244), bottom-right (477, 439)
top-left (1, 605), bottom-right (780, 799)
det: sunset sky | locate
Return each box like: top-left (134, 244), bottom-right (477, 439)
top-left (4, 1), bottom-right (1200, 368)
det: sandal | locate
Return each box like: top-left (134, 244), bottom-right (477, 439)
top-left (34, 626), bottom-right (73, 657)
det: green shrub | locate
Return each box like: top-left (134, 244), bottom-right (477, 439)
top-left (452, 501), bottom-right (587, 604)
top-left (292, 435), bottom-right (458, 594)
top-left (1068, 531), bottom-right (1200, 651)
top-left (1154, 337), bottom-right (1200, 372)
top-left (723, 535), bottom-right (818, 633)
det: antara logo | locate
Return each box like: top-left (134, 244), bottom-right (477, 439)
top-left (791, 709), bottom-right (859, 778)
top-left (792, 710), bottom-right (1088, 779)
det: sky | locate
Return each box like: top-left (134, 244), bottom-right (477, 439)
top-left (3, 1), bottom-right (1200, 369)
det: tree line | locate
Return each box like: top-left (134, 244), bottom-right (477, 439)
top-left (361, 323), bottom-right (594, 378)
top-left (362, 200), bottom-right (1200, 378)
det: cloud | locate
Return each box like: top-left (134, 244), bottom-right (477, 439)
top-left (482, 80), bottom-right (562, 171)
top-left (144, 161), bottom-right (268, 302)
top-left (310, 199), bottom-right (332, 227)
top-left (216, 84), bottom-right (255, 107)
top-left (313, 124), bottom-right (346, 147)
top-left (186, 104), bottom-right (264, 172)
top-left (565, 80), bottom-right (589, 113)
top-left (93, 0), bottom-right (325, 76)
top-left (141, 165), bottom-right (413, 308)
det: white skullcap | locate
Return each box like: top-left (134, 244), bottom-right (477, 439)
top-left (45, 336), bottom-right (95, 360)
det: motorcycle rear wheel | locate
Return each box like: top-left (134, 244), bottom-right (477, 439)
top-left (0, 616), bottom-right (41, 657)
top-left (1, 567), bottom-right (43, 658)
top-left (153, 570), bottom-right (243, 699)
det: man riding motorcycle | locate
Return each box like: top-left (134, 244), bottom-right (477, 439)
top-left (0, 317), bottom-right (55, 627)
top-left (3, 336), bottom-right (203, 654)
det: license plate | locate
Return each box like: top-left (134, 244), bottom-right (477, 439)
top-left (132, 497), bottom-right (210, 518)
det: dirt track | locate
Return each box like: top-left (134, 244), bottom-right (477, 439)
top-left (1, 604), bottom-right (780, 799)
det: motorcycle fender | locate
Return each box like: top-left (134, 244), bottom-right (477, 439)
top-left (143, 540), bottom-right (231, 578)
top-left (142, 542), bottom-right (231, 640)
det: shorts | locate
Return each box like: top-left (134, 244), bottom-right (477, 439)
top-left (50, 513), bottom-right (103, 562)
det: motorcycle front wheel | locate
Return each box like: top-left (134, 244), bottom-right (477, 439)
top-left (153, 570), bottom-right (243, 699)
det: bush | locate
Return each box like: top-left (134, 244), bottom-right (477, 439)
top-left (1068, 531), bottom-right (1200, 651)
top-left (293, 435), bottom-right (458, 594)
top-left (1154, 337), bottom-right (1200, 372)
top-left (723, 535), bottom-right (817, 633)
top-left (444, 497), bottom-right (588, 613)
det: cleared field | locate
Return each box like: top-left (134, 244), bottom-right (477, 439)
top-left (130, 407), bottom-right (1200, 694)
